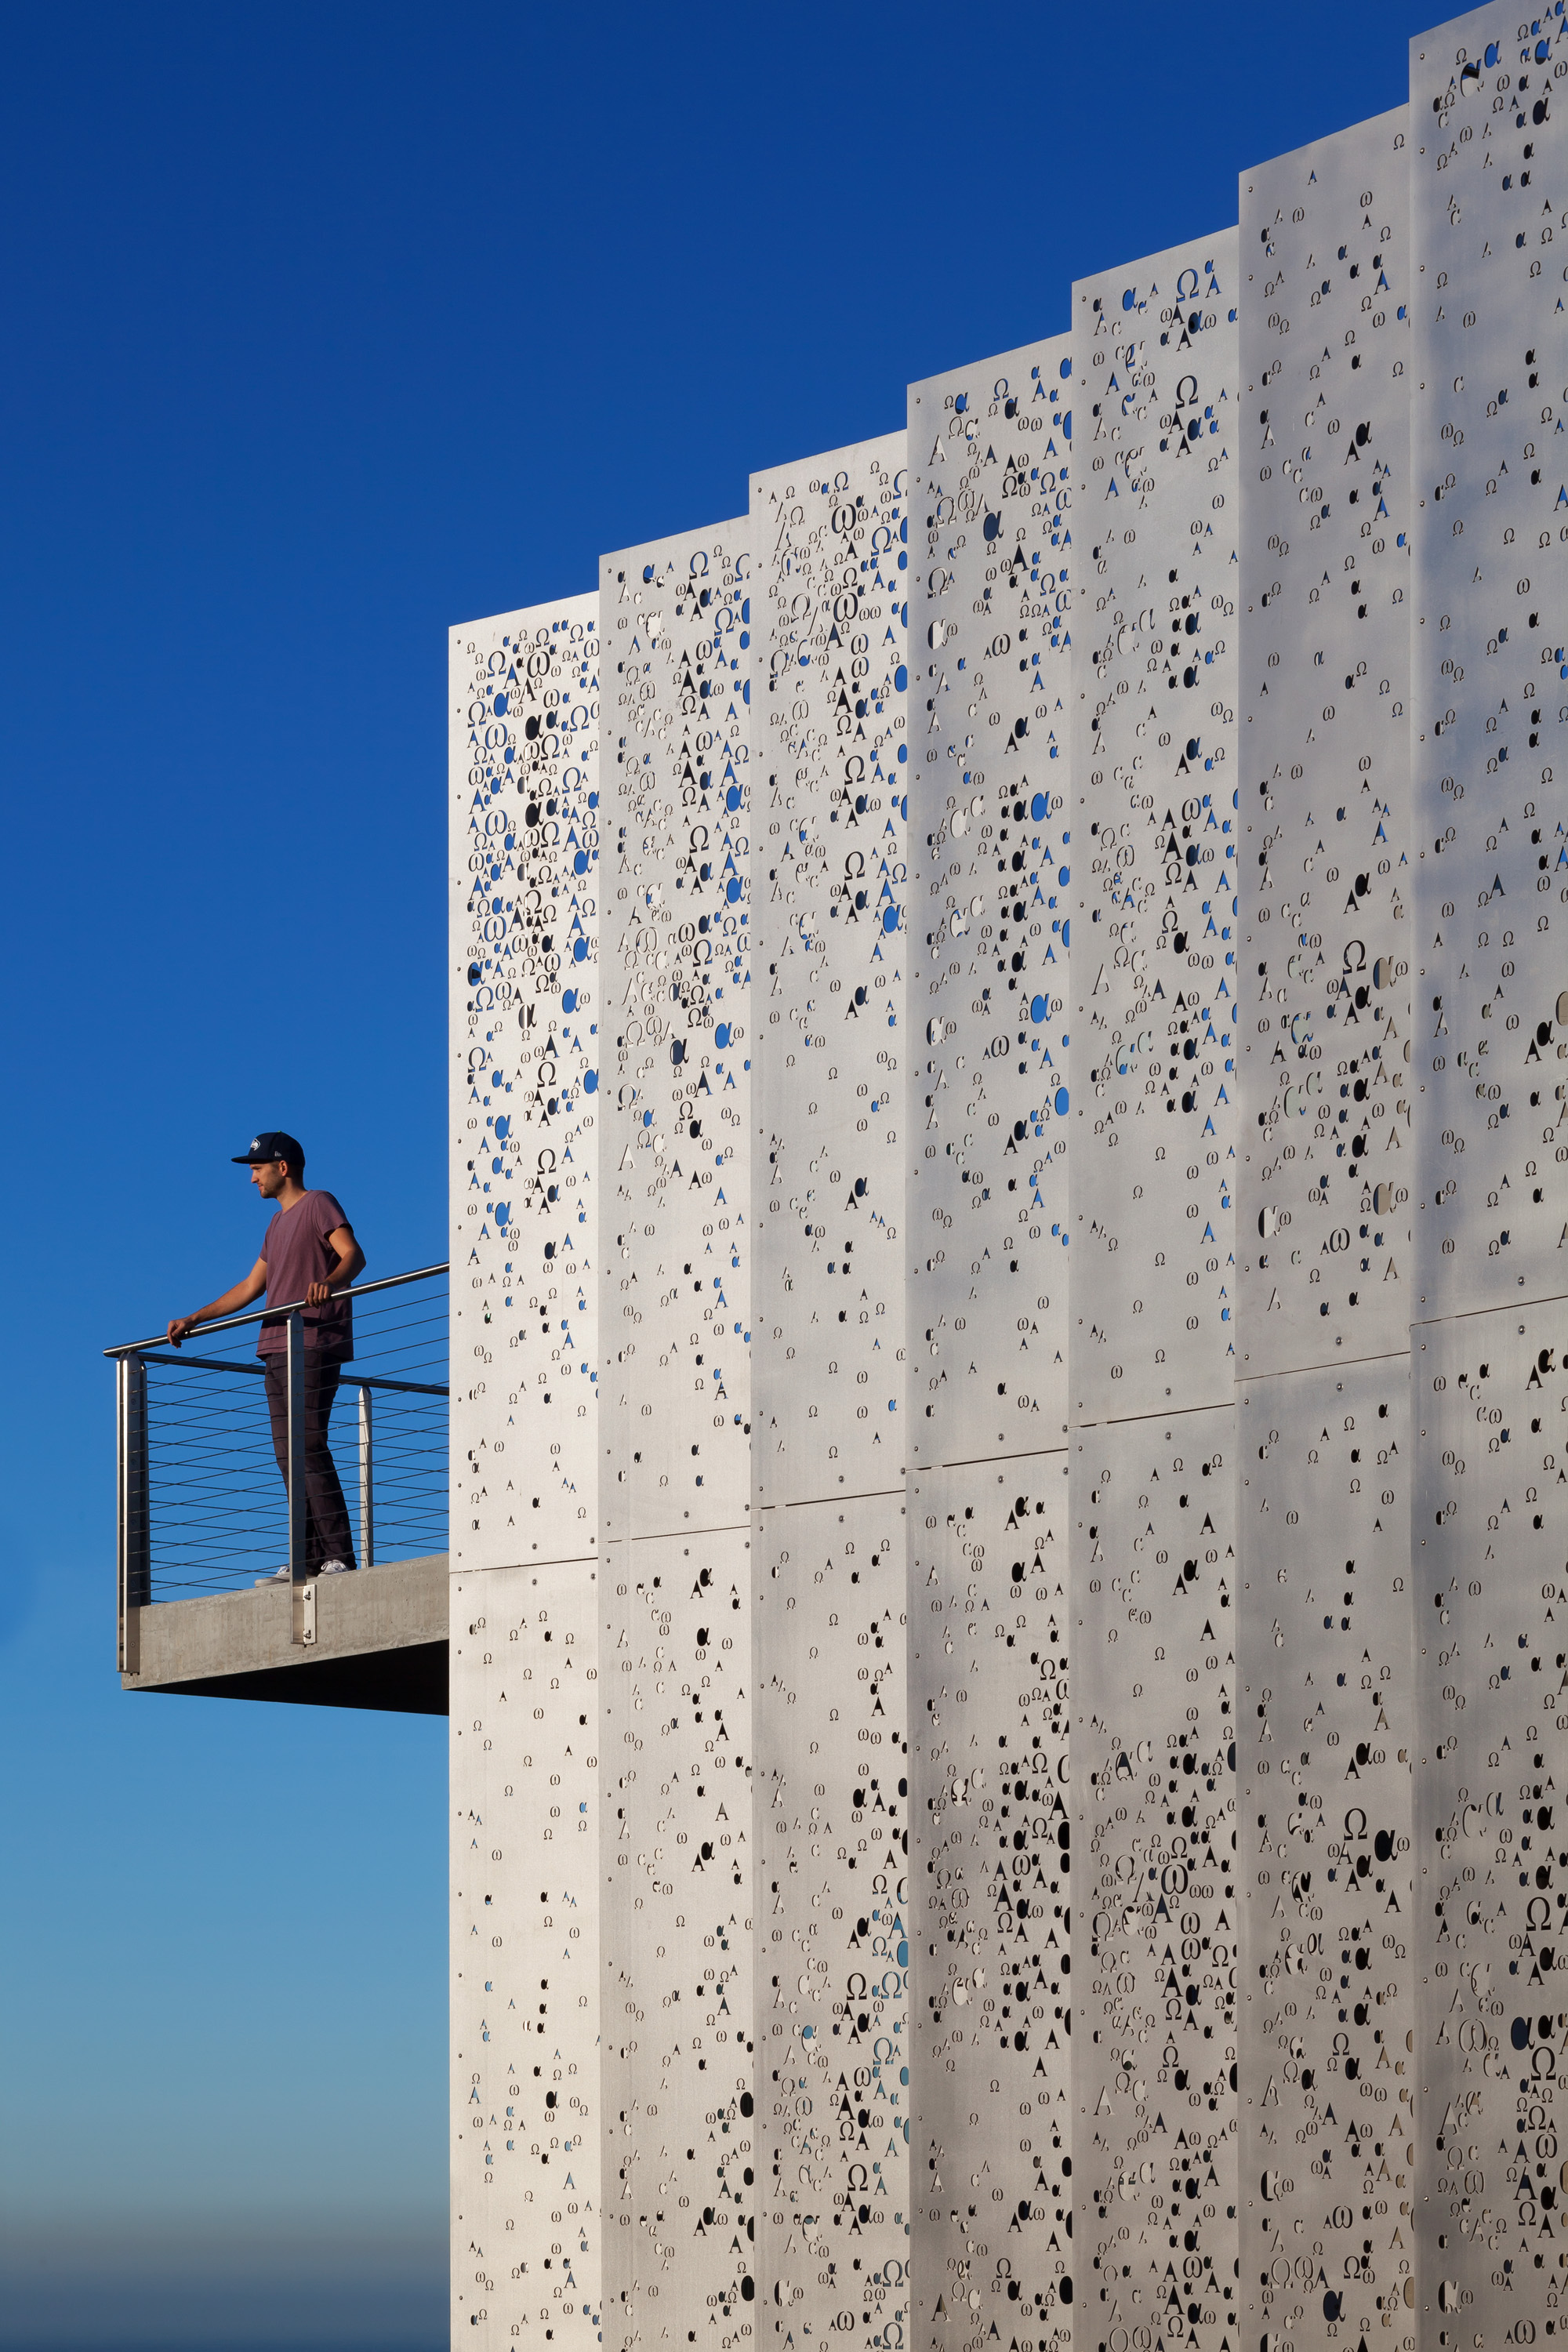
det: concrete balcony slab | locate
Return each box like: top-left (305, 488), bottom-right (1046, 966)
top-left (120, 1552), bottom-right (448, 1715)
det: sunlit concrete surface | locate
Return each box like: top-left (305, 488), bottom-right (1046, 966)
top-left (121, 1552), bottom-right (448, 1715)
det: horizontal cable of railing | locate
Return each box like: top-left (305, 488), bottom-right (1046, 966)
top-left (126, 1351), bottom-right (446, 1396)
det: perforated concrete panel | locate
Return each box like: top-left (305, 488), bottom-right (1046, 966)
top-left (1236, 1362), bottom-right (1416, 2352)
top-left (1238, 111), bottom-right (1415, 1377)
top-left (597, 523), bottom-right (757, 2351)
top-left (451, 598), bottom-right (604, 2352)
top-left (1070, 1406), bottom-right (1240, 2352)
top-left (1070, 230), bottom-right (1240, 1425)
top-left (751, 435), bottom-right (909, 1502)
top-left (452, 1563), bottom-right (602, 2351)
top-left (755, 1490), bottom-right (909, 2347)
top-left (1413, 1302), bottom-right (1568, 2340)
top-left (1234, 113), bottom-right (1420, 2342)
top-left (907, 336), bottom-right (1075, 1458)
top-left (599, 524), bottom-right (753, 1544)
top-left (906, 1450), bottom-right (1073, 2352)
top-left (1067, 230), bottom-right (1243, 2352)
top-left (905, 336), bottom-right (1076, 2352)
top-left (597, 1524), bottom-right (756, 2348)
top-left (1411, 7), bottom-right (1568, 1328)
top-left (750, 433), bottom-right (910, 2352)
top-left (451, 599), bottom-right (601, 1569)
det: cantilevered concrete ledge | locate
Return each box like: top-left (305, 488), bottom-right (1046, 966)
top-left (120, 1553), bottom-right (448, 1715)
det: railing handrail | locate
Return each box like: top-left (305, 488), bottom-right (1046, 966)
top-left (103, 1261), bottom-right (448, 1358)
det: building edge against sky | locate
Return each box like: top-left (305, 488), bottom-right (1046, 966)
top-left (445, 10), bottom-right (1568, 2349)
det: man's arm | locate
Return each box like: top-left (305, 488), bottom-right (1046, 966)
top-left (305, 1225), bottom-right (365, 1308)
top-left (167, 1259), bottom-right (269, 1347)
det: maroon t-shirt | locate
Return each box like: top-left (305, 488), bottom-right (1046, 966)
top-left (256, 1190), bottom-right (357, 1359)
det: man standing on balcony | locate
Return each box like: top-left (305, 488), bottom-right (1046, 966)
top-left (166, 1133), bottom-right (366, 1581)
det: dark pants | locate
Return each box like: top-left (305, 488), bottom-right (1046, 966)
top-left (263, 1353), bottom-right (356, 1572)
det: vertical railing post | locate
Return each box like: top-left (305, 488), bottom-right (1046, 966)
top-left (287, 1311), bottom-right (311, 1645)
top-left (117, 1353), bottom-right (151, 1675)
top-left (115, 1356), bottom-right (129, 1671)
top-left (358, 1383), bottom-right (374, 1571)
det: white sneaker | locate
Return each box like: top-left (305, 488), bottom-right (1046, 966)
top-left (255, 1565), bottom-right (290, 1586)
top-left (318, 1559), bottom-right (354, 1575)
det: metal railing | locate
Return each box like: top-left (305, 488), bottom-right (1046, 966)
top-left (107, 1265), bottom-right (448, 1664)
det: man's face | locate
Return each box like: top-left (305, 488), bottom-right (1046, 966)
top-left (250, 1160), bottom-right (291, 1200)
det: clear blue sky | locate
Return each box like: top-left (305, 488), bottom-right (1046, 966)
top-left (0, 2), bottom-right (1423, 2343)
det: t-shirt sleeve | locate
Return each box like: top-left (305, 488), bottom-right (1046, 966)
top-left (313, 1192), bottom-right (350, 1242)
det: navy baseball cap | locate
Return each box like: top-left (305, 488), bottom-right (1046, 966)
top-left (233, 1131), bottom-right (305, 1167)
